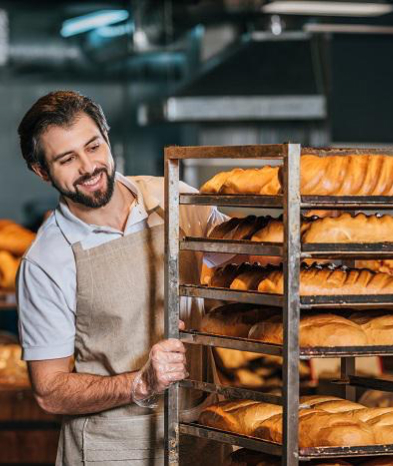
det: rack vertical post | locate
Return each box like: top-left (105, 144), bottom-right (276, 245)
top-left (282, 143), bottom-right (301, 466)
top-left (164, 155), bottom-right (180, 466)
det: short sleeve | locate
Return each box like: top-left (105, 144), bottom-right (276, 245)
top-left (17, 259), bottom-right (76, 361)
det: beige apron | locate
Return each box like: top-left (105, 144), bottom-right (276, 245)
top-left (55, 206), bottom-right (229, 465)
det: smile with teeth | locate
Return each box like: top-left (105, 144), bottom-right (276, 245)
top-left (80, 172), bottom-right (103, 187)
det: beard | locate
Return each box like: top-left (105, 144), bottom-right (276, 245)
top-left (50, 166), bottom-right (116, 208)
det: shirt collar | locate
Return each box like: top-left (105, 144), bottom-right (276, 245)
top-left (54, 172), bottom-right (153, 246)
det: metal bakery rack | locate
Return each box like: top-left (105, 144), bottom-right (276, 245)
top-left (164, 143), bottom-right (393, 466)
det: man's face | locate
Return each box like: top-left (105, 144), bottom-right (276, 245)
top-left (37, 112), bottom-right (115, 208)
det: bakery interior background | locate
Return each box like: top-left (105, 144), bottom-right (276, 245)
top-left (0, 0), bottom-right (393, 226)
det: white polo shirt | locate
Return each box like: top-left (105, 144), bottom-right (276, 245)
top-left (17, 174), bottom-right (227, 361)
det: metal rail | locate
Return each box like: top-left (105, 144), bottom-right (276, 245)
top-left (181, 237), bottom-right (393, 259)
top-left (179, 379), bottom-right (282, 404)
top-left (180, 193), bottom-right (393, 210)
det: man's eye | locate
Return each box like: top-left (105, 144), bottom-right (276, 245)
top-left (89, 144), bottom-right (100, 152)
top-left (60, 157), bottom-right (74, 165)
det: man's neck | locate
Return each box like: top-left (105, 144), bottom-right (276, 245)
top-left (65, 181), bottom-right (135, 232)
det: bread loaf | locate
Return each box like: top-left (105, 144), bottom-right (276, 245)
top-left (356, 260), bottom-right (393, 277)
top-left (210, 263), bottom-right (265, 288)
top-left (367, 412), bottom-right (393, 444)
top-left (198, 399), bottom-right (280, 435)
top-left (200, 155), bottom-right (393, 196)
top-left (257, 266), bottom-right (393, 296)
top-left (249, 313), bottom-right (369, 347)
top-left (350, 407), bottom-right (393, 422)
top-left (348, 312), bottom-right (393, 346)
top-left (200, 303), bottom-right (275, 337)
top-left (214, 347), bottom-right (262, 369)
top-left (299, 395), bottom-right (365, 413)
top-left (209, 215), bottom-right (268, 240)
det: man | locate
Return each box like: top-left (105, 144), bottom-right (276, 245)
top-left (17, 91), bottom-right (229, 465)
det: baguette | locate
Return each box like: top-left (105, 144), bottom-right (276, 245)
top-left (200, 155), bottom-right (393, 196)
top-left (367, 412), bottom-right (393, 444)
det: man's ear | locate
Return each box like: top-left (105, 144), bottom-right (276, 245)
top-left (31, 163), bottom-right (50, 183)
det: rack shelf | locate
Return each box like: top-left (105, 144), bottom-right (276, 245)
top-left (181, 330), bottom-right (393, 359)
top-left (180, 193), bottom-right (393, 210)
top-left (180, 423), bottom-right (393, 460)
top-left (181, 237), bottom-right (393, 260)
top-left (180, 284), bottom-right (393, 309)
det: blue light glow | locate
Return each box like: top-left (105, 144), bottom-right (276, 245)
top-left (61, 10), bottom-right (129, 38)
top-left (96, 22), bottom-right (134, 38)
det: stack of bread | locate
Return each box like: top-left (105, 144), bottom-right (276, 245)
top-left (0, 220), bottom-right (35, 291)
top-left (201, 304), bottom-right (393, 347)
top-left (225, 448), bottom-right (393, 465)
top-left (199, 396), bottom-right (393, 448)
top-left (205, 262), bottom-right (393, 296)
top-left (200, 154), bottom-right (393, 196)
top-left (205, 213), bottom-right (393, 276)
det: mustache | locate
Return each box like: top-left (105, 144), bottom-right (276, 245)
top-left (74, 168), bottom-right (108, 188)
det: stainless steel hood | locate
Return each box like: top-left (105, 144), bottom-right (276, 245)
top-left (138, 30), bottom-right (327, 125)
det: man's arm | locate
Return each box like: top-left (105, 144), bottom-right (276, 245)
top-left (29, 337), bottom-right (187, 415)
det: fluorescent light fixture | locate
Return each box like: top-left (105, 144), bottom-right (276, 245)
top-left (61, 10), bottom-right (129, 37)
top-left (262, 1), bottom-right (393, 17)
top-left (96, 22), bottom-right (134, 38)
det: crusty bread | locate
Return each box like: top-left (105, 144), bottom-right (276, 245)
top-left (200, 303), bottom-right (275, 338)
top-left (198, 399), bottom-right (258, 433)
top-left (210, 263), bottom-right (264, 288)
top-left (201, 155), bottom-right (393, 196)
top-left (198, 399), bottom-right (278, 435)
top-left (348, 312), bottom-right (393, 346)
top-left (257, 266), bottom-right (393, 296)
top-left (356, 260), bottom-right (393, 277)
top-left (367, 412), bottom-right (393, 444)
top-left (249, 313), bottom-right (369, 347)
top-left (200, 396), bottom-right (393, 449)
top-left (230, 268), bottom-right (269, 291)
top-left (350, 407), bottom-right (393, 423)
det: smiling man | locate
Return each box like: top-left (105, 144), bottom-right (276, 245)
top-left (17, 91), bottom-right (229, 465)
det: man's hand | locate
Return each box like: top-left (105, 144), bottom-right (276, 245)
top-left (132, 338), bottom-right (188, 403)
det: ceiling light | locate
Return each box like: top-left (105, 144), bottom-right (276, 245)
top-left (262, 1), bottom-right (393, 17)
top-left (61, 10), bottom-right (129, 38)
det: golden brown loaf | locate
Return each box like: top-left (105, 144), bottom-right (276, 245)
top-left (249, 313), bottom-right (369, 347)
top-left (214, 347), bottom-right (263, 370)
top-left (200, 303), bottom-right (275, 337)
top-left (210, 263), bottom-right (265, 288)
top-left (209, 215), bottom-right (268, 240)
top-left (348, 312), bottom-right (393, 346)
top-left (199, 396), bottom-right (393, 448)
top-left (356, 260), bottom-right (393, 277)
top-left (257, 266), bottom-right (393, 296)
top-left (200, 154), bottom-right (393, 196)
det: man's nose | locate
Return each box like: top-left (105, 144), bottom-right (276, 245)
top-left (78, 153), bottom-right (96, 174)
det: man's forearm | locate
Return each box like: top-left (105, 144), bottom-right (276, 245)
top-left (35, 370), bottom-right (137, 415)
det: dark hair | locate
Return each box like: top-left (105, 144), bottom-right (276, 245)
top-left (18, 90), bottom-right (110, 171)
